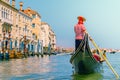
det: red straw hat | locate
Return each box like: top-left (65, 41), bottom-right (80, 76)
top-left (77, 16), bottom-right (86, 21)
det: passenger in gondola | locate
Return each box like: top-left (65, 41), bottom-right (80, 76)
top-left (92, 50), bottom-right (101, 62)
top-left (96, 49), bottom-right (106, 62)
top-left (74, 16), bottom-right (86, 51)
top-left (92, 50), bottom-right (105, 63)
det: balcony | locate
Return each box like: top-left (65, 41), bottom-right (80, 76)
top-left (2, 18), bottom-right (12, 25)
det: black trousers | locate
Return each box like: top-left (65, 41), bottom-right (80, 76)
top-left (75, 39), bottom-right (82, 51)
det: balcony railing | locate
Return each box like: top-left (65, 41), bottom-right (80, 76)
top-left (2, 18), bottom-right (12, 24)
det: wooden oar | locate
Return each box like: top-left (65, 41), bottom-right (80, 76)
top-left (87, 32), bottom-right (119, 79)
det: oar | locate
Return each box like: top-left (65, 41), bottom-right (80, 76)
top-left (86, 32), bottom-right (119, 79)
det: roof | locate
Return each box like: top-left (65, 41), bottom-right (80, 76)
top-left (23, 8), bottom-right (41, 18)
top-left (18, 10), bottom-right (32, 19)
top-left (0, 0), bottom-right (18, 11)
top-left (41, 22), bottom-right (48, 25)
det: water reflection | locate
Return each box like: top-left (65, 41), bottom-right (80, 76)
top-left (0, 53), bottom-right (119, 80)
top-left (0, 54), bottom-right (73, 79)
top-left (72, 73), bottom-right (103, 80)
top-left (0, 55), bottom-right (53, 79)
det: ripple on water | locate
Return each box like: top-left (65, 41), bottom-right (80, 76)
top-left (0, 53), bottom-right (120, 80)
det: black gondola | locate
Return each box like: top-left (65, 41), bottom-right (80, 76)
top-left (70, 34), bottom-right (101, 74)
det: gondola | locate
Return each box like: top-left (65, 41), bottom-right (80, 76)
top-left (70, 33), bottom-right (101, 74)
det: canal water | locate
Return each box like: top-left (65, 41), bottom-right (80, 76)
top-left (0, 53), bottom-right (120, 80)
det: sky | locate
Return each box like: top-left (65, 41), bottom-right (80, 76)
top-left (14, 0), bottom-right (120, 49)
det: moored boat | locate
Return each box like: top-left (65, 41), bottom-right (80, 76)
top-left (70, 34), bottom-right (101, 74)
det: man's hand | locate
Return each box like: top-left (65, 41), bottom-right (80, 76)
top-left (89, 37), bottom-right (92, 41)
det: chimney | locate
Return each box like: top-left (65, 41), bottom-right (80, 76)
top-left (27, 7), bottom-right (31, 11)
top-left (27, 7), bottom-right (31, 15)
top-left (12, 0), bottom-right (15, 7)
top-left (19, 2), bottom-right (23, 11)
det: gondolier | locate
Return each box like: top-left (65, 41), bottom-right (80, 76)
top-left (74, 16), bottom-right (86, 51)
top-left (71, 17), bottom-right (119, 78)
top-left (70, 16), bottom-right (102, 74)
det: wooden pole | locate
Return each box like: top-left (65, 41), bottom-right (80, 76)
top-left (87, 33), bottom-right (119, 79)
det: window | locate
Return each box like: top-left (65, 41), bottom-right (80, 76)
top-left (25, 26), bottom-right (27, 31)
top-left (32, 33), bottom-right (35, 39)
top-left (32, 14), bottom-right (36, 18)
top-left (19, 27), bottom-right (21, 30)
top-left (32, 23), bottom-right (35, 28)
top-left (8, 10), bottom-right (10, 19)
top-left (6, 9), bottom-right (7, 19)
top-left (19, 15), bottom-right (20, 21)
top-left (11, 11), bottom-right (12, 21)
top-left (23, 28), bottom-right (24, 31)
top-left (2, 11), bottom-right (4, 18)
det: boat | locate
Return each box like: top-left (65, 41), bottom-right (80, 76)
top-left (110, 51), bottom-right (116, 54)
top-left (70, 34), bottom-right (101, 74)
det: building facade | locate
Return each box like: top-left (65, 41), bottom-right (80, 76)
top-left (41, 22), bottom-right (56, 50)
top-left (0, 0), bottom-right (57, 52)
top-left (0, 0), bottom-right (18, 50)
top-left (23, 7), bottom-right (41, 41)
